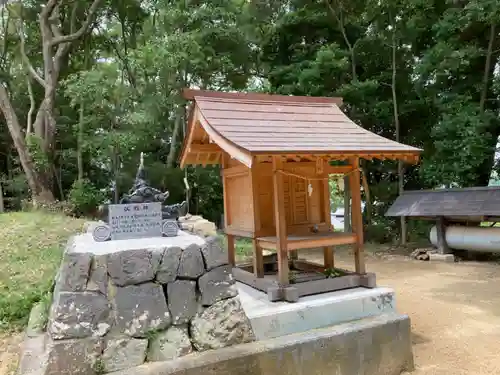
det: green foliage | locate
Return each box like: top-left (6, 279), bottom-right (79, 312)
top-left (25, 135), bottom-right (50, 172)
top-left (328, 178), bottom-right (344, 212)
top-left (323, 268), bottom-right (345, 278)
top-left (68, 179), bottom-right (105, 217)
top-left (1, 0), bottom-right (500, 246)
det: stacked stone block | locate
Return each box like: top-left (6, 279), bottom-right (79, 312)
top-left (20, 234), bottom-right (254, 375)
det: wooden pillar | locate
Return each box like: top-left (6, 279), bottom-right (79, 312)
top-left (251, 164), bottom-right (264, 277)
top-left (436, 216), bottom-right (450, 254)
top-left (221, 154), bottom-right (235, 266)
top-left (349, 157), bottom-right (365, 274)
top-left (227, 235), bottom-right (236, 266)
top-left (272, 156), bottom-right (289, 286)
top-left (322, 173), bottom-right (334, 269)
top-left (252, 239), bottom-right (264, 277)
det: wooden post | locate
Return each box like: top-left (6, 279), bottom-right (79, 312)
top-left (251, 164), bottom-right (264, 277)
top-left (322, 173), bottom-right (334, 269)
top-left (253, 239), bottom-right (264, 277)
top-left (349, 157), bottom-right (365, 274)
top-left (272, 156), bottom-right (289, 286)
top-left (227, 235), bottom-right (236, 266)
top-left (436, 216), bottom-right (450, 254)
top-left (221, 154), bottom-right (235, 266)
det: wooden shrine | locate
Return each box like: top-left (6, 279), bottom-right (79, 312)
top-left (179, 89), bottom-right (421, 302)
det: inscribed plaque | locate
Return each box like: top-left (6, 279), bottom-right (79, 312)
top-left (108, 202), bottom-right (162, 240)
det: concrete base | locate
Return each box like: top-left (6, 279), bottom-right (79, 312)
top-left (109, 312), bottom-right (414, 375)
top-left (237, 283), bottom-right (396, 340)
top-left (429, 253), bottom-right (455, 263)
top-left (233, 264), bottom-right (377, 302)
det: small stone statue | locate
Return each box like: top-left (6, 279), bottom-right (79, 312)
top-left (100, 153), bottom-right (188, 222)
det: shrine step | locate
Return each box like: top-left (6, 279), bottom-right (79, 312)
top-left (237, 283), bottom-right (396, 340)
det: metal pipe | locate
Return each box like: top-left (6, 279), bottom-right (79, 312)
top-left (430, 225), bottom-right (500, 253)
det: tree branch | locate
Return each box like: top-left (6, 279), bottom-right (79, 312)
top-left (19, 35), bottom-right (47, 88)
top-left (49, 0), bottom-right (104, 46)
top-left (26, 75), bottom-right (35, 137)
top-left (8, 6), bottom-right (47, 88)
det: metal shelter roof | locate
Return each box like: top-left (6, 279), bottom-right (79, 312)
top-left (386, 187), bottom-right (500, 220)
top-left (179, 89), bottom-right (422, 168)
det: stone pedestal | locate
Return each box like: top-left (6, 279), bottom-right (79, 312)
top-left (17, 230), bottom-right (254, 375)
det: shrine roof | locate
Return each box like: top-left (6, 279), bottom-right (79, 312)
top-left (179, 89), bottom-right (421, 168)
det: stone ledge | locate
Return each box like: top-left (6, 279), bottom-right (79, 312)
top-left (107, 313), bottom-right (414, 375)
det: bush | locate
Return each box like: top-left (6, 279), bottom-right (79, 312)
top-left (68, 178), bottom-right (105, 217)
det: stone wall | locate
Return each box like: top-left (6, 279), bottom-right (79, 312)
top-left (18, 228), bottom-right (254, 375)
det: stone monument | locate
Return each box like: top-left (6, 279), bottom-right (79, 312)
top-left (94, 153), bottom-right (188, 241)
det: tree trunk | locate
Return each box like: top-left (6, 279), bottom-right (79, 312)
top-left (77, 102), bottom-right (84, 181)
top-left (166, 107), bottom-right (184, 168)
top-left (391, 22), bottom-right (406, 245)
top-left (0, 85), bottom-right (55, 203)
top-left (113, 148), bottom-right (120, 204)
top-left (479, 23), bottom-right (496, 113)
top-left (0, 182), bottom-right (4, 213)
top-left (360, 162), bottom-right (372, 224)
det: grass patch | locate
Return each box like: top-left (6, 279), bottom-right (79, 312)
top-left (0, 211), bottom-right (85, 332)
top-left (217, 234), bottom-right (254, 259)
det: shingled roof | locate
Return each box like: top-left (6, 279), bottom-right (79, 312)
top-left (386, 187), bottom-right (500, 221)
top-left (179, 89), bottom-right (422, 168)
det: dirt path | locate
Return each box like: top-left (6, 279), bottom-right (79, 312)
top-left (0, 334), bottom-right (22, 375)
top-left (2, 253), bottom-right (500, 375)
top-left (306, 250), bottom-right (500, 375)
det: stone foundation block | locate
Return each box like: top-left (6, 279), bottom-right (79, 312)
top-left (48, 292), bottom-right (110, 339)
top-left (102, 337), bottom-right (148, 373)
top-left (147, 326), bottom-right (193, 362)
top-left (45, 337), bottom-right (104, 375)
top-left (107, 249), bottom-right (161, 286)
top-left (190, 297), bottom-right (255, 351)
top-left (200, 236), bottom-right (227, 271)
top-left (113, 283), bottom-right (171, 337)
top-left (198, 265), bottom-right (237, 306)
top-left (177, 244), bottom-right (205, 279)
top-left (58, 252), bottom-right (92, 292)
top-left (156, 247), bottom-right (182, 284)
top-left (167, 280), bottom-right (197, 325)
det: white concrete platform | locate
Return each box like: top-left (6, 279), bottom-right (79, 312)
top-left (68, 231), bottom-right (206, 255)
top-left (237, 282), bottom-right (396, 340)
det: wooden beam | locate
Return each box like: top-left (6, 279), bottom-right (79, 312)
top-left (272, 156), bottom-right (289, 286)
top-left (349, 157), bottom-right (365, 274)
top-left (282, 163), bottom-right (353, 175)
top-left (197, 114), bottom-right (253, 167)
top-left (188, 143), bottom-right (221, 153)
top-left (182, 88), bottom-right (343, 106)
top-left (222, 164), bottom-right (248, 177)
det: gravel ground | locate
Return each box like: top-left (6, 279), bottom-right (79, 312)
top-left (306, 250), bottom-right (500, 375)
top-left (2, 251), bottom-right (500, 375)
